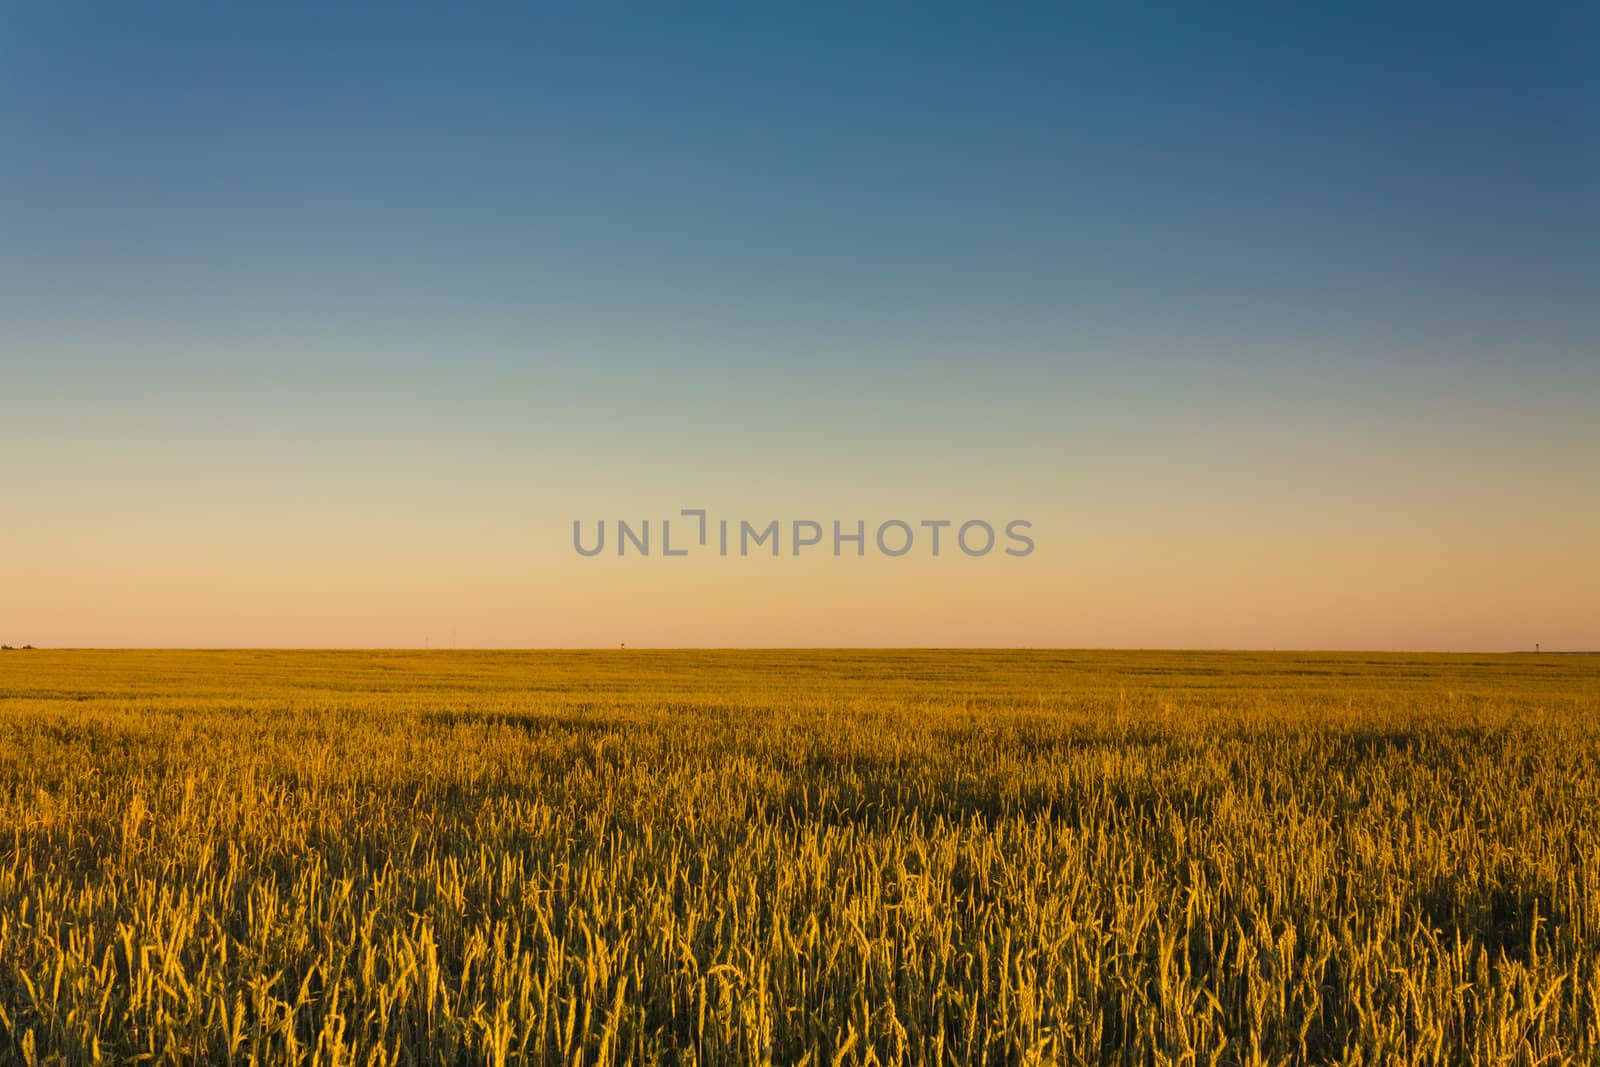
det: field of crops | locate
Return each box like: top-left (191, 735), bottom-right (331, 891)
top-left (0, 650), bottom-right (1597, 1065)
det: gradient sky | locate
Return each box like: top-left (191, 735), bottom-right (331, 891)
top-left (3, 5), bottom-right (1597, 649)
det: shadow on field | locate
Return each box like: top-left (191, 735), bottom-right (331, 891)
top-left (423, 709), bottom-right (623, 737)
top-left (1334, 730), bottom-right (1422, 761)
top-left (776, 745), bottom-right (1170, 829)
top-left (1415, 880), bottom-right (1554, 965)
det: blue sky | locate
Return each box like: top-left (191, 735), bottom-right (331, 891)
top-left (8, 4), bottom-right (1595, 371)
top-left (3, 5), bottom-right (1596, 647)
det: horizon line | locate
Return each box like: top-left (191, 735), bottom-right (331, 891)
top-left (5, 646), bottom-right (1596, 656)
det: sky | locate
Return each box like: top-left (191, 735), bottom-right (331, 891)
top-left (2, 4), bottom-right (1596, 650)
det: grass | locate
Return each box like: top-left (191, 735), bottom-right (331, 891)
top-left (0, 649), bottom-right (1597, 1065)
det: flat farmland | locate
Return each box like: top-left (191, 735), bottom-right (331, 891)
top-left (0, 650), bottom-right (1596, 1065)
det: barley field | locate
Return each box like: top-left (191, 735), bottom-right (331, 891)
top-left (0, 650), bottom-right (1596, 1066)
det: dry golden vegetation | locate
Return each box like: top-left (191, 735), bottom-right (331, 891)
top-left (0, 650), bottom-right (1597, 1066)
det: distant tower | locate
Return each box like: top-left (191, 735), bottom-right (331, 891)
top-left (620, 642), bottom-right (626, 651)
top-left (1536, 643), bottom-right (1541, 654)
